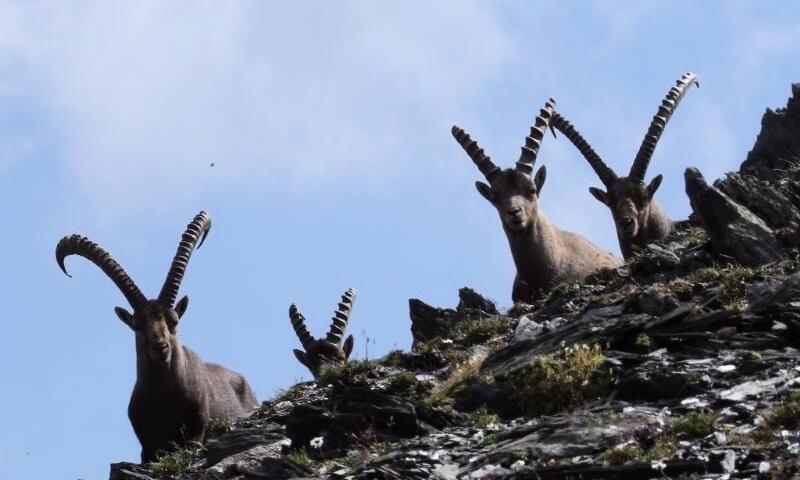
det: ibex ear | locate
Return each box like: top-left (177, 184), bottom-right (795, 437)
top-left (342, 334), bottom-right (354, 359)
top-left (293, 349), bottom-right (308, 367)
top-left (475, 181), bottom-right (493, 203)
top-left (534, 166), bottom-right (546, 193)
top-left (175, 295), bottom-right (189, 319)
top-left (589, 187), bottom-right (609, 205)
top-left (114, 307), bottom-right (134, 329)
top-left (647, 174), bottom-right (663, 199)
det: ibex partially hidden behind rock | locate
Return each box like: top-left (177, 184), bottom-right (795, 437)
top-left (550, 73), bottom-right (699, 259)
top-left (290, 288), bottom-right (356, 379)
top-left (56, 211), bottom-right (258, 463)
top-left (453, 98), bottom-right (622, 303)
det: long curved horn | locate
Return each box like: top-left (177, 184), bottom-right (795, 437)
top-left (516, 98), bottom-right (556, 175)
top-left (157, 211), bottom-right (212, 307)
top-left (326, 288), bottom-right (356, 344)
top-left (452, 126), bottom-right (500, 182)
top-left (289, 304), bottom-right (314, 351)
top-left (550, 111), bottom-right (618, 187)
top-left (629, 72), bottom-right (699, 181)
top-left (56, 234), bottom-right (148, 311)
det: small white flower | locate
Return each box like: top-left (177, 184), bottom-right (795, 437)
top-left (650, 460), bottom-right (666, 471)
top-left (510, 460), bottom-right (525, 471)
top-left (472, 430), bottom-right (485, 443)
top-left (310, 436), bottom-right (324, 449)
top-left (441, 338), bottom-right (454, 344)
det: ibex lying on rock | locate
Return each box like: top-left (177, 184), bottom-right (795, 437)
top-left (290, 288), bottom-right (356, 378)
top-left (452, 98), bottom-right (621, 302)
top-left (550, 73), bottom-right (699, 259)
top-left (56, 211), bottom-right (258, 463)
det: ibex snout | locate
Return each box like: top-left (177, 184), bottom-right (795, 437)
top-left (617, 214), bottom-right (638, 238)
top-left (150, 341), bottom-right (171, 362)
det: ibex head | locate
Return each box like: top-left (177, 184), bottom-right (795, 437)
top-left (453, 98), bottom-right (556, 234)
top-left (56, 211), bottom-right (211, 366)
top-left (551, 73), bottom-right (698, 241)
top-left (290, 288), bottom-right (356, 379)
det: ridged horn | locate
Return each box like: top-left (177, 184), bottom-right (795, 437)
top-left (289, 304), bottom-right (315, 351)
top-left (629, 72), bottom-right (699, 181)
top-left (157, 211), bottom-right (212, 307)
top-left (550, 111), bottom-right (618, 187)
top-left (452, 125), bottom-right (500, 181)
top-left (326, 288), bottom-right (356, 344)
top-left (516, 98), bottom-right (556, 175)
top-left (56, 234), bottom-right (148, 311)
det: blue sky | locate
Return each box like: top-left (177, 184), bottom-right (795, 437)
top-left (1, 1), bottom-right (799, 479)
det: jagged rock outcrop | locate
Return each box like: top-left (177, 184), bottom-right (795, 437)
top-left (685, 167), bottom-right (781, 266)
top-left (108, 85), bottom-right (800, 480)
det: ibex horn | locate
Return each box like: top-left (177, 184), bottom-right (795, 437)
top-left (157, 211), bottom-right (212, 308)
top-left (550, 111), bottom-right (618, 187)
top-left (326, 288), bottom-right (356, 344)
top-left (56, 234), bottom-right (148, 311)
top-left (629, 72), bottom-right (699, 182)
top-left (452, 125), bottom-right (500, 182)
top-left (289, 304), bottom-right (315, 351)
top-left (516, 97), bottom-right (556, 175)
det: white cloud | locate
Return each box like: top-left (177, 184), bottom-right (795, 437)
top-left (1, 1), bottom-right (512, 209)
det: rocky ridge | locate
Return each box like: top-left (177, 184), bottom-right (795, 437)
top-left (109, 85), bottom-right (800, 480)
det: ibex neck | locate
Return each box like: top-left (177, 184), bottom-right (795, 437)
top-left (135, 340), bottom-right (188, 388)
top-left (504, 212), bottom-right (561, 286)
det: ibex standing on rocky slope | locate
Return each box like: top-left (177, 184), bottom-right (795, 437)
top-left (56, 211), bottom-right (258, 463)
top-left (290, 288), bottom-right (356, 378)
top-left (453, 98), bottom-right (622, 303)
top-left (550, 73), bottom-right (699, 259)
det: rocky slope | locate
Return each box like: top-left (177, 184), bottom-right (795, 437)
top-left (109, 85), bottom-right (800, 480)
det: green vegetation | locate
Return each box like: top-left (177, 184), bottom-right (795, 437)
top-left (500, 343), bottom-right (615, 417)
top-left (426, 357), bottom-right (485, 406)
top-left (683, 264), bottom-right (758, 310)
top-left (480, 433), bottom-right (498, 447)
top-left (671, 411), bottom-right (717, 439)
top-left (601, 443), bottom-right (642, 466)
top-left (634, 333), bottom-right (653, 352)
top-left (149, 445), bottom-right (197, 476)
top-left (468, 407), bottom-right (500, 429)
top-left (765, 393), bottom-right (800, 430)
top-left (317, 360), bottom-right (380, 386)
top-left (207, 417), bottom-right (232, 437)
top-left (286, 448), bottom-right (314, 469)
top-left (384, 371), bottom-right (432, 395)
top-left (453, 316), bottom-right (513, 345)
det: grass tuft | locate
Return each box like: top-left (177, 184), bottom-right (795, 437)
top-left (671, 411), bottom-right (717, 439)
top-left (317, 360), bottom-right (380, 386)
top-left (500, 343), bottom-right (615, 417)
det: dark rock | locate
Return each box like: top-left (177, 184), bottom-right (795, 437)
top-left (456, 287), bottom-right (498, 315)
top-left (717, 172), bottom-right (800, 230)
top-left (408, 299), bottom-right (457, 346)
top-left (685, 167), bottom-right (781, 266)
top-left (204, 427), bottom-right (287, 467)
top-left (109, 463), bottom-right (156, 480)
top-left (740, 83), bottom-right (800, 180)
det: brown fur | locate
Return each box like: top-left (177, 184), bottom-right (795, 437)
top-left (117, 299), bottom-right (258, 463)
top-left (589, 176), bottom-right (673, 259)
top-left (476, 168), bottom-right (622, 303)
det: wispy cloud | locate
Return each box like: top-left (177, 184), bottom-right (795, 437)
top-left (1, 1), bottom-right (512, 210)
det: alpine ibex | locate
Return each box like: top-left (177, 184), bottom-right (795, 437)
top-left (56, 211), bottom-right (258, 463)
top-left (452, 98), bottom-right (622, 303)
top-left (550, 72), bottom-right (699, 259)
top-left (290, 288), bottom-right (356, 379)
